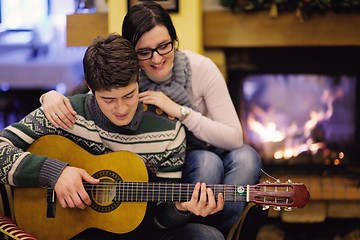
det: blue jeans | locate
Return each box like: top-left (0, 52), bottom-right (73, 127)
top-left (70, 223), bottom-right (224, 240)
top-left (183, 144), bottom-right (263, 236)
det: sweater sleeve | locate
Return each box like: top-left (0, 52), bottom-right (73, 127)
top-left (0, 108), bottom-right (68, 187)
top-left (181, 50), bottom-right (243, 150)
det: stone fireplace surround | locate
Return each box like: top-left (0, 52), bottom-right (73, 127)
top-left (223, 47), bottom-right (360, 231)
top-left (203, 11), bottom-right (360, 225)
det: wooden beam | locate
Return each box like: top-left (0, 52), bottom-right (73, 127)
top-left (204, 11), bottom-right (360, 48)
top-left (66, 13), bottom-right (108, 47)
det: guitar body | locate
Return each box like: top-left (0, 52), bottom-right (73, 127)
top-left (14, 135), bottom-right (149, 240)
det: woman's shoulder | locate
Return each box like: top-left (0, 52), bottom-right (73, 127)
top-left (181, 50), bottom-right (215, 70)
top-left (181, 49), bottom-right (207, 60)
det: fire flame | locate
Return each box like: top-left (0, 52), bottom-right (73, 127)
top-left (245, 78), bottom-right (346, 162)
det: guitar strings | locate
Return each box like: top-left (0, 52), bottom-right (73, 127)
top-left (80, 182), bottom-right (293, 202)
top-left (82, 182), bottom-right (294, 191)
top-left (81, 183), bottom-right (293, 193)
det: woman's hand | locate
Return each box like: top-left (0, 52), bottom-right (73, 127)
top-left (54, 166), bottom-right (99, 209)
top-left (139, 90), bottom-right (182, 119)
top-left (42, 90), bottom-right (77, 129)
top-left (175, 182), bottom-right (224, 217)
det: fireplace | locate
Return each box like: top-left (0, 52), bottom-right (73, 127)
top-left (225, 46), bottom-right (360, 174)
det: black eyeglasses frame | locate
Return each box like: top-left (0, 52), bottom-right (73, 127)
top-left (136, 41), bottom-right (174, 61)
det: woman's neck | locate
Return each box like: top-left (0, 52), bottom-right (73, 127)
top-left (144, 63), bottom-right (174, 84)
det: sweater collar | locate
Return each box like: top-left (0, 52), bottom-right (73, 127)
top-left (87, 94), bottom-right (143, 133)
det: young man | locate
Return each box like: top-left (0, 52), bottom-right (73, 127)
top-left (0, 33), bottom-right (225, 240)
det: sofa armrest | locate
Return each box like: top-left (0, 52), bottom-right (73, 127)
top-left (0, 215), bottom-right (37, 240)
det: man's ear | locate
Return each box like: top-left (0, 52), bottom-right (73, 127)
top-left (88, 85), bottom-right (93, 93)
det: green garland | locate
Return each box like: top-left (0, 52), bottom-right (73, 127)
top-left (220, 0), bottom-right (360, 20)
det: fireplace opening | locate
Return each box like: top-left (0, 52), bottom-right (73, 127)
top-left (225, 46), bottom-right (360, 174)
top-left (242, 74), bottom-right (355, 165)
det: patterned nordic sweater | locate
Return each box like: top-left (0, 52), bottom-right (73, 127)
top-left (0, 94), bottom-right (188, 230)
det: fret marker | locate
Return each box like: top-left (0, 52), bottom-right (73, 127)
top-left (237, 186), bottom-right (245, 194)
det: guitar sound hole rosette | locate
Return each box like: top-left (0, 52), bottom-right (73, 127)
top-left (89, 170), bottom-right (122, 213)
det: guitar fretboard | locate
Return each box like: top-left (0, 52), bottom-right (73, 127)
top-left (89, 182), bottom-right (248, 202)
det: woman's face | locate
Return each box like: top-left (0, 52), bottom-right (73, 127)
top-left (135, 25), bottom-right (175, 82)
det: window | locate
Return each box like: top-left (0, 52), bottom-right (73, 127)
top-left (1, 0), bottom-right (49, 29)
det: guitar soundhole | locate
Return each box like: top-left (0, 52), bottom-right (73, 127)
top-left (89, 170), bottom-right (122, 213)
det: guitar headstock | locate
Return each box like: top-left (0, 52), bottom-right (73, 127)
top-left (250, 179), bottom-right (310, 211)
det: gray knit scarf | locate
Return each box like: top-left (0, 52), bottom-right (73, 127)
top-left (139, 50), bottom-right (196, 110)
top-left (139, 50), bottom-right (207, 150)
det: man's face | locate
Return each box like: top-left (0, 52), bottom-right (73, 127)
top-left (94, 82), bottom-right (139, 126)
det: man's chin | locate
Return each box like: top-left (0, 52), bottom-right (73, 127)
top-left (112, 118), bottom-right (131, 127)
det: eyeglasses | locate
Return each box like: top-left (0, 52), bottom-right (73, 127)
top-left (136, 41), bottom-right (174, 61)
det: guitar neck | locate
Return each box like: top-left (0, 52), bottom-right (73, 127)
top-left (90, 182), bottom-right (248, 203)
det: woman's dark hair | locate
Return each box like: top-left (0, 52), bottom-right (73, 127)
top-left (83, 33), bottom-right (139, 92)
top-left (122, 1), bottom-right (178, 47)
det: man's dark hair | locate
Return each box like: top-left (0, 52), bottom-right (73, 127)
top-left (83, 33), bottom-right (139, 92)
top-left (122, 1), bottom-right (178, 47)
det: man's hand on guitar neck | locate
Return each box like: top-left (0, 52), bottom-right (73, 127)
top-left (54, 166), bottom-right (100, 209)
top-left (175, 182), bottom-right (224, 217)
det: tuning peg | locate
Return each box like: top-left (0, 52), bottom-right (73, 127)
top-left (262, 205), bottom-right (269, 210)
top-left (273, 206), bottom-right (281, 211)
top-left (287, 179), bottom-right (293, 183)
top-left (284, 207), bottom-right (293, 211)
top-left (276, 179), bottom-right (281, 183)
top-left (265, 180), bottom-right (271, 184)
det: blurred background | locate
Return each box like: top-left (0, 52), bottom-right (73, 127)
top-left (0, 1), bottom-right (359, 239)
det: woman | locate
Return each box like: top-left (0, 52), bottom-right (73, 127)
top-left (40, 1), bottom-right (262, 236)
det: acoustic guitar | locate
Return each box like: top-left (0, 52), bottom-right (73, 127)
top-left (14, 135), bottom-right (310, 240)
